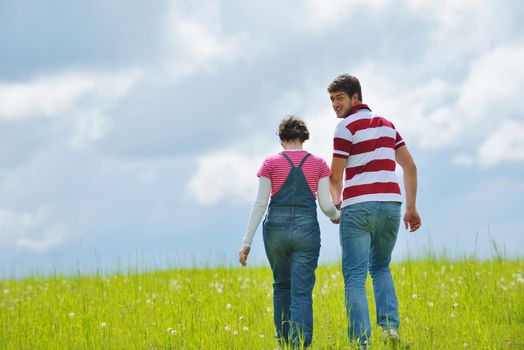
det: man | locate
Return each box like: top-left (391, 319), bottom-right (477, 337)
top-left (327, 74), bottom-right (421, 348)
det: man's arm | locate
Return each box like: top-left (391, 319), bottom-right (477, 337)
top-left (395, 146), bottom-right (421, 232)
top-left (330, 157), bottom-right (346, 205)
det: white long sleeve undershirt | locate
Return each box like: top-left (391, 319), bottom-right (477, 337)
top-left (241, 176), bottom-right (340, 247)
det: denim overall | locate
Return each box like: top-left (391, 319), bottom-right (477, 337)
top-left (262, 152), bottom-right (321, 348)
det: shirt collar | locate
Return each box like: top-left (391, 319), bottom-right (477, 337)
top-left (348, 104), bottom-right (371, 116)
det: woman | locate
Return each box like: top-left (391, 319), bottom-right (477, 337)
top-left (238, 116), bottom-right (340, 348)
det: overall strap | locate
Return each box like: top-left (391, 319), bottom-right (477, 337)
top-left (279, 152), bottom-right (296, 167)
top-left (298, 153), bottom-right (311, 168)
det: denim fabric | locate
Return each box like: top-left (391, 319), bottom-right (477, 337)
top-left (263, 152), bottom-right (320, 348)
top-left (339, 201), bottom-right (401, 346)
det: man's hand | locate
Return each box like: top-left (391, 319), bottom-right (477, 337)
top-left (404, 208), bottom-right (421, 232)
top-left (238, 246), bottom-right (251, 266)
top-left (331, 217), bottom-right (340, 224)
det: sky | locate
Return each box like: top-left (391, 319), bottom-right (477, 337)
top-left (0, 0), bottom-right (523, 276)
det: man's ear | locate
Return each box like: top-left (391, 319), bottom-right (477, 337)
top-left (351, 92), bottom-right (360, 104)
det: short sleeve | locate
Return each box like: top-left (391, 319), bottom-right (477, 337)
top-left (318, 158), bottom-right (331, 178)
top-left (257, 157), bottom-right (271, 178)
top-left (394, 128), bottom-right (406, 150)
top-left (333, 122), bottom-right (353, 159)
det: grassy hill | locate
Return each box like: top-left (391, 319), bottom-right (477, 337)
top-left (1, 258), bottom-right (523, 349)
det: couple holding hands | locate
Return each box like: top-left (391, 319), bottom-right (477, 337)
top-left (239, 74), bottom-right (421, 349)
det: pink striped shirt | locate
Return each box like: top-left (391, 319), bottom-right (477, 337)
top-left (257, 150), bottom-right (331, 198)
top-left (333, 104), bottom-right (405, 207)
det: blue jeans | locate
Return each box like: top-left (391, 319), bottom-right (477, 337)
top-left (339, 201), bottom-right (401, 345)
top-left (263, 207), bottom-right (321, 348)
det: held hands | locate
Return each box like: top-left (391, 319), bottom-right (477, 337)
top-left (238, 246), bottom-right (251, 266)
top-left (330, 202), bottom-right (341, 224)
top-left (404, 208), bottom-right (422, 232)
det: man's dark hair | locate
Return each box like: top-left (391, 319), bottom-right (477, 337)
top-left (327, 74), bottom-right (362, 101)
top-left (278, 116), bottom-right (309, 142)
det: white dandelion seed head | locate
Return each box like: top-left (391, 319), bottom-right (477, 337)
top-left (412, 293), bottom-right (417, 299)
top-left (243, 326), bottom-right (249, 331)
top-left (450, 312), bottom-right (456, 318)
top-left (239, 316), bottom-right (245, 321)
top-left (259, 334), bottom-right (265, 338)
top-left (69, 312), bottom-right (75, 318)
top-left (266, 306), bottom-right (272, 313)
top-left (464, 342), bottom-right (468, 347)
top-left (167, 328), bottom-right (173, 332)
top-left (226, 303), bottom-right (232, 309)
top-left (233, 330), bottom-right (238, 335)
top-left (146, 299), bottom-right (151, 304)
top-left (225, 325), bottom-right (230, 331)
top-left (101, 322), bottom-right (107, 328)
top-left (3, 289), bottom-right (8, 295)
top-left (171, 330), bottom-right (177, 335)
top-left (453, 302), bottom-right (459, 308)
top-left (428, 302), bottom-right (434, 307)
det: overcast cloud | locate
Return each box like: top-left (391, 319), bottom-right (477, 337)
top-left (0, 0), bottom-right (522, 275)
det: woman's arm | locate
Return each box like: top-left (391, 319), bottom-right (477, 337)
top-left (239, 177), bottom-right (271, 266)
top-left (318, 177), bottom-right (340, 221)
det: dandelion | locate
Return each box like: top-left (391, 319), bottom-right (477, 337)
top-left (453, 302), bottom-right (459, 308)
top-left (225, 325), bottom-right (231, 331)
top-left (412, 293), bottom-right (417, 299)
top-left (226, 303), bottom-right (232, 309)
top-left (266, 306), bottom-right (272, 313)
top-left (243, 326), bottom-right (249, 331)
top-left (428, 302), bottom-right (434, 307)
top-left (259, 334), bottom-right (265, 338)
top-left (239, 316), bottom-right (245, 321)
top-left (450, 312), bottom-right (456, 318)
top-left (451, 292), bottom-right (458, 299)
top-left (233, 330), bottom-right (238, 336)
top-left (146, 299), bottom-right (151, 304)
top-left (69, 312), bottom-right (75, 318)
top-left (171, 330), bottom-right (177, 336)
top-left (3, 289), bottom-right (8, 295)
top-left (101, 322), bottom-right (107, 328)
top-left (464, 342), bottom-right (468, 347)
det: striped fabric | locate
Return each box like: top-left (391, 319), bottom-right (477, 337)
top-left (333, 104), bottom-right (405, 207)
top-left (257, 150), bottom-right (331, 198)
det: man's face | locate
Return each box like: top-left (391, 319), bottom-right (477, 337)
top-left (329, 91), bottom-right (357, 118)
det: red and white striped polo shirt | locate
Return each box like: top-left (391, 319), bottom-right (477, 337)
top-left (333, 104), bottom-right (405, 207)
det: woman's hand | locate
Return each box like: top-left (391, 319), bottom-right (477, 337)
top-left (238, 246), bottom-right (251, 266)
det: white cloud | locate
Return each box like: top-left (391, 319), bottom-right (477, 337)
top-left (406, 0), bottom-right (502, 64)
top-left (352, 43), bottom-right (524, 167)
top-left (477, 119), bottom-right (524, 167)
top-left (0, 71), bottom-right (140, 120)
top-left (302, 0), bottom-right (390, 32)
top-left (187, 150), bottom-right (265, 206)
top-left (164, 2), bottom-right (250, 78)
top-left (0, 206), bottom-right (68, 252)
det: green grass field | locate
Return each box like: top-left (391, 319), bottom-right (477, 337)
top-left (1, 258), bottom-right (523, 349)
